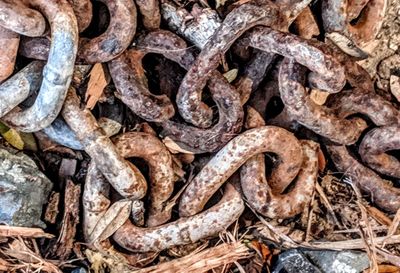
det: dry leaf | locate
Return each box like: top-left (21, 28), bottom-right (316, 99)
top-left (223, 69), bottom-right (238, 83)
top-left (0, 121), bottom-right (36, 151)
top-left (317, 148), bottom-right (326, 172)
top-left (163, 137), bottom-right (194, 154)
top-left (98, 117), bottom-right (122, 137)
top-left (89, 199), bottom-right (132, 243)
top-left (85, 63), bottom-right (109, 109)
top-left (2, 129), bottom-right (24, 150)
top-left (310, 89), bottom-right (330, 105)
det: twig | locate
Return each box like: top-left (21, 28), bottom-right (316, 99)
top-left (305, 190), bottom-right (315, 242)
top-left (387, 208), bottom-right (400, 237)
top-left (304, 234), bottom-right (400, 250)
top-left (315, 182), bottom-right (342, 228)
top-left (132, 242), bottom-right (252, 273)
top-left (365, 205), bottom-right (393, 227)
top-left (0, 226), bottom-right (54, 239)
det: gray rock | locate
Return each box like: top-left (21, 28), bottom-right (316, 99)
top-left (303, 250), bottom-right (370, 273)
top-left (0, 147), bottom-right (52, 227)
top-left (273, 249), bottom-right (322, 273)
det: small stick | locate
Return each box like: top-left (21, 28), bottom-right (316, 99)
top-left (132, 242), bottom-right (251, 273)
top-left (0, 226), bottom-right (54, 239)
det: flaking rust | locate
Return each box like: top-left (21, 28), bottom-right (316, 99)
top-left (241, 107), bottom-right (318, 219)
top-left (179, 126), bottom-right (303, 217)
top-left (1, 0), bottom-right (78, 132)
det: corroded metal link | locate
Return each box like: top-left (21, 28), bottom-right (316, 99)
top-left (359, 125), bottom-right (400, 178)
top-left (83, 164), bottom-right (157, 267)
top-left (136, 0), bottom-right (160, 30)
top-left (279, 58), bottom-right (367, 144)
top-left (113, 183), bottom-right (244, 253)
top-left (0, 27), bottom-right (19, 83)
top-left (176, 1), bottom-right (280, 128)
top-left (67, 0), bottom-right (93, 32)
top-left (327, 144), bottom-right (400, 213)
top-left (110, 29), bottom-right (243, 154)
top-left (78, 0), bottom-right (137, 63)
top-left (240, 107), bottom-right (318, 218)
top-left (0, 0), bottom-right (46, 37)
top-left (179, 126), bottom-right (303, 217)
top-left (0, 61), bottom-right (44, 118)
top-left (240, 27), bottom-right (346, 93)
top-left (322, 0), bottom-right (387, 48)
top-left (112, 132), bottom-right (176, 227)
top-left (1, 0), bottom-right (78, 132)
top-left (62, 88), bottom-right (147, 199)
top-left (241, 139), bottom-right (318, 219)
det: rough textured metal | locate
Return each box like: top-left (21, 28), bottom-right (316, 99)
top-left (359, 125), bottom-right (400, 178)
top-left (112, 132), bottom-right (176, 227)
top-left (240, 108), bottom-right (318, 218)
top-left (328, 87), bottom-right (400, 127)
top-left (62, 88), bottom-right (147, 199)
top-left (0, 0), bottom-right (46, 37)
top-left (327, 144), bottom-right (400, 213)
top-left (41, 117), bottom-right (83, 150)
top-left (108, 30), bottom-right (180, 122)
top-left (83, 162), bottom-right (157, 267)
top-left (113, 183), bottom-right (244, 252)
top-left (118, 30), bottom-right (243, 154)
top-left (161, 1), bottom-right (221, 49)
top-left (18, 36), bottom-right (50, 61)
top-left (322, 0), bottom-right (387, 48)
top-left (1, 0), bottom-right (78, 132)
top-left (179, 126), bottom-right (303, 217)
top-left (67, 0), bottom-right (92, 32)
top-left (78, 0), bottom-right (136, 63)
top-left (241, 27), bottom-right (346, 93)
top-left (0, 147), bottom-right (52, 227)
top-left (0, 61), bottom-right (44, 118)
top-left (279, 58), bottom-right (367, 144)
top-left (0, 27), bottom-right (19, 83)
top-left (136, 0), bottom-right (160, 30)
top-left (176, 1), bottom-right (279, 128)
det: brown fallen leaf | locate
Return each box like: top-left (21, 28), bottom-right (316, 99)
top-left (317, 148), bottom-right (326, 172)
top-left (163, 137), bottom-right (194, 154)
top-left (85, 63), bottom-right (110, 109)
top-left (89, 199), bottom-right (132, 244)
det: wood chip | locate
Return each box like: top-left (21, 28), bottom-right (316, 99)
top-left (51, 179), bottom-right (81, 260)
top-left (44, 192), bottom-right (60, 224)
top-left (85, 63), bottom-right (110, 110)
top-left (132, 242), bottom-right (251, 273)
top-left (58, 158), bottom-right (77, 179)
top-left (89, 199), bottom-right (132, 244)
top-left (310, 89), bottom-right (330, 105)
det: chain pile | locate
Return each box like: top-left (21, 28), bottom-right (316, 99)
top-left (0, 0), bottom-right (398, 267)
